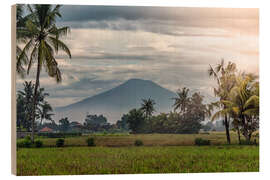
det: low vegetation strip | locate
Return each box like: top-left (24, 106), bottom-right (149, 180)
top-left (19, 132), bottom-right (257, 147)
top-left (17, 146), bottom-right (259, 175)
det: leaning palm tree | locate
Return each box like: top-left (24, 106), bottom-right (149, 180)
top-left (17, 5), bottom-right (71, 142)
top-left (208, 59), bottom-right (237, 144)
top-left (140, 98), bottom-right (156, 119)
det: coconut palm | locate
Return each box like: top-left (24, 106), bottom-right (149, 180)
top-left (17, 5), bottom-right (71, 142)
top-left (38, 102), bottom-right (54, 125)
top-left (16, 4), bottom-right (30, 77)
top-left (140, 98), bottom-right (156, 119)
top-left (172, 87), bottom-right (190, 115)
top-left (208, 59), bottom-right (237, 144)
top-left (211, 74), bottom-right (259, 142)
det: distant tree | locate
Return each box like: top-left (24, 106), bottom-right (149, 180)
top-left (38, 101), bottom-right (54, 125)
top-left (172, 87), bottom-right (190, 115)
top-left (83, 114), bottom-right (109, 132)
top-left (17, 93), bottom-right (31, 131)
top-left (16, 81), bottom-right (52, 131)
top-left (177, 92), bottom-right (207, 133)
top-left (126, 109), bottom-right (145, 133)
top-left (140, 98), bottom-right (156, 133)
top-left (59, 117), bottom-right (70, 132)
top-left (140, 98), bottom-right (156, 119)
top-left (116, 114), bottom-right (129, 131)
top-left (149, 113), bottom-right (168, 133)
top-left (202, 121), bottom-right (214, 132)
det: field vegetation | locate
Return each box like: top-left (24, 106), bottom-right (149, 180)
top-left (17, 132), bottom-right (258, 147)
top-left (17, 145), bottom-right (259, 175)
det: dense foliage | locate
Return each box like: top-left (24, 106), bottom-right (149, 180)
top-left (56, 138), bottom-right (65, 147)
top-left (16, 81), bottom-right (53, 131)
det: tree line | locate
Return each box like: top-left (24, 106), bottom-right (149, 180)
top-left (117, 91), bottom-right (210, 134)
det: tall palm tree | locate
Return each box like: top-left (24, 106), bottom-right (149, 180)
top-left (211, 74), bottom-right (259, 142)
top-left (17, 5), bottom-right (71, 142)
top-left (141, 98), bottom-right (156, 119)
top-left (208, 59), bottom-right (237, 144)
top-left (172, 87), bottom-right (190, 115)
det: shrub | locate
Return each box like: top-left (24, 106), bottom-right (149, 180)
top-left (56, 138), bottom-right (65, 147)
top-left (253, 132), bottom-right (259, 138)
top-left (34, 140), bottom-right (43, 148)
top-left (86, 137), bottom-right (96, 146)
top-left (240, 139), bottom-right (258, 145)
top-left (194, 138), bottom-right (210, 146)
top-left (17, 139), bottom-right (32, 148)
top-left (134, 139), bottom-right (143, 146)
top-left (17, 140), bottom-right (25, 148)
top-left (25, 135), bottom-right (31, 141)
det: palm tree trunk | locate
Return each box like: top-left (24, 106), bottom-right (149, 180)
top-left (31, 57), bottom-right (41, 143)
top-left (224, 115), bottom-right (231, 144)
top-left (237, 126), bottom-right (241, 144)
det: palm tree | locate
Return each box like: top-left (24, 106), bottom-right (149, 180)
top-left (38, 102), bottom-right (54, 125)
top-left (17, 5), bottom-right (71, 142)
top-left (172, 87), bottom-right (190, 115)
top-left (16, 4), bottom-right (29, 77)
top-left (140, 98), bottom-right (156, 119)
top-left (208, 59), bottom-right (237, 144)
top-left (211, 74), bottom-right (259, 142)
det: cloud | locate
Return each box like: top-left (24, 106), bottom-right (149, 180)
top-left (58, 6), bottom-right (258, 36)
top-left (60, 6), bottom-right (258, 22)
top-left (16, 6), bottom-right (259, 109)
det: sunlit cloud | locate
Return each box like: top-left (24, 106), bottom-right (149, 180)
top-left (16, 6), bottom-right (259, 108)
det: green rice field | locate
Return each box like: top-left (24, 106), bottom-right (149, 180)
top-left (16, 133), bottom-right (259, 175)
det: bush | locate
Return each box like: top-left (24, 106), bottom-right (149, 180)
top-left (253, 132), bottom-right (259, 138)
top-left (86, 137), bottom-right (96, 146)
top-left (25, 135), bottom-right (31, 141)
top-left (34, 140), bottom-right (43, 148)
top-left (17, 139), bottom-right (32, 148)
top-left (240, 139), bottom-right (258, 145)
top-left (56, 138), bottom-right (65, 147)
top-left (134, 139), bottom-right (143, 146)
top-left (194, 138), bottom-right (210, 146)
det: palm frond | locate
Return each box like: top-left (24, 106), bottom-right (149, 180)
top-left (48, 36), bottom-right (71, 58)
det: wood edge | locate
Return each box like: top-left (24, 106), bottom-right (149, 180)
top-left (11, 4), bottom-right (17, 176)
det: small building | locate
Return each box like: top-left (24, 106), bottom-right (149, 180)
top-left (39, 127), bottom-right (53, 133)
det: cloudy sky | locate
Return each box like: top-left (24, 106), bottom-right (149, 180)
top-left (16, 5), bottom-right (259, 108)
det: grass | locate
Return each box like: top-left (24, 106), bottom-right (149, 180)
top-left (17, 145), bottom-right (259, 175)
top-left (18, 132), bottom-right (259, 147)
top-left (16, 132), bottom-right (259, 175)
top-left (23, 131), bottom-right (258, 147)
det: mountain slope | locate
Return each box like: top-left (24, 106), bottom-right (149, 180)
top-left (54, 79), bottom-right (176, 123)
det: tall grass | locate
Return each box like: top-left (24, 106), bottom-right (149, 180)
top-left (17, 146), bottom-right (259, 175)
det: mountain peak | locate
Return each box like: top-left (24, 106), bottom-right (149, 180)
top-left (55, 78), bottom-right (176, 123)
top-left (125, 78), bottom-right (151, 83)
